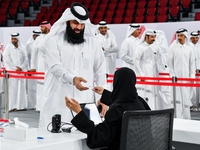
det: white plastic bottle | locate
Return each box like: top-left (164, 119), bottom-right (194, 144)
top-left (0, 119), bottom-right (4, 137)
top-left (3, 120), bottom-right (10, 128)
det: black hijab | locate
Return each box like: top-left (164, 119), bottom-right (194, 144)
top-left (105, 67), bottom-right (150, 122)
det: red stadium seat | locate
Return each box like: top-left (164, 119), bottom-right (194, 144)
top-left (117, 2), bottom-right (126, 10)
top-left (2, 2), bottom-right (10, 9)
top-left (136, 8), bottom-right (146, 16)
top-left (110, 0), bottom-right (117, 3)
top-left (137, 1), bottom-right (146, 9)
top-left (21, 2), bottom-right (29, 11)
top-left (44, 13), bottom-right (52, 20)
top-left (84, 0), bottom-right (92, 5)
top-left (195, 13), bottom-right (200, 21)
top-left (76, 0), bottom-right (83, 4)
top-left (0, 15), bottom-right (7, 25)
top-left (49, 6), bottom-right (56, 13)
top-left (92, 0), bottom-right (100, 5)
top-left (52, 0), bottom-right (59, 7)
top-left (182, 0), bottom-right (192, 9)
top-left (118, 0), bottom-right (127, 2)
top-left (23, 0), bottom-right (30, 2)
top-left (125, 9), bottom-right (135, 17)
top-left (127, 2), bottom-right (136, 9)
top-left (158, 7), bottom-right (168, 15)
top-left (147, 8), bottom-right (157, 16)
top-left (0, 8), bottom-right (7, 15)
top-left (113, 17), bottom-right (123, 24)
top-left (101, 0), bottom-right (109, 4)
top-left (56, 6), bottom-right (64, 13)
top-left (95, 11), bottom-right (104, 18)
top-left (89, 11), bottom-right (95, 21)
top-left (33, 0), bottom-right (39, 5)
top-left (104, 17), bottom-right (113, 24)
top-left (49, 19), bottom-right (57, 25)
top-left (170, 0), bottom-right (180, 7)
top-left (123, 17), bottom-right (133, 23)
top-left (157, 15), bottom-right (168, 22)
top-left (36, 13), bottom-right (44, 21)
top-left (9, 8), bottom-right (17, 17)
top-left (32, 20), bottom-right (40, 26)
top-left (105, 10), bottom-right (114, 18)
top-left (11, 2), bottom-right (20, 8)
top-left (93, 17), bottom-right (103, 24)
top-left (89, 4), bottom-right (98, 12)
top-left (41, 7), bottom-right (48, 14)
top-left (98, 4), bottom-right (107, 11)
top-left (146, 15), bottom-right (156, 23)
top-left (24, 20), bottom-right (31, 26)
top-left (115, 10), bottom-right (124, 17)
top-left (52, 12), bottom-right (60, 20)
top-left (134, 16), bottom-right (144, 23)
top-left (148, 0), bottom-right (157, 8)
top-left (67, 0), bottom-right (75, 6)
top-left (84, 4), bottom-right (90, 9)
top-left (170, 6), bottom-right (180, 17)
top-left (159, 0), bottom-right (169, 7)
top-left (107, 3), bottom-right (116, 10)
top-left (129, 0), bottom-right (137, 2)
top-left (60, 0), bottom-right (67, 6)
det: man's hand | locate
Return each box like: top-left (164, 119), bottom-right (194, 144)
top-left (65, 96), bottom-right (82, 114)
top-left (92, 86), bottom-right (104, 95)
top-left (16, 67), bottom-right (22, 71)
top-left (102, 47), bottom-right (104, 51)
top-left (97, 99), bottom-right (108, 118)
top-left (191, 81), bottom-right (194, 84)
top-left (73, 77), bottom-right (89, 91)
top-left (30, 69), bottom-right (36, 72)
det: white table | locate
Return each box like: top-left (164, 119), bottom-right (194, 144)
top-left (173, 118), bottom-right (200, 145)
top-left (0, 128), bottom-right (97, 150)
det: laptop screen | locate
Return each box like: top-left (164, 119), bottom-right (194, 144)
top-left (71, 103), bottom-right (103, 125)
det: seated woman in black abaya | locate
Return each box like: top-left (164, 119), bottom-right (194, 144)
top-left (65, 67), bottom-right (150, 150)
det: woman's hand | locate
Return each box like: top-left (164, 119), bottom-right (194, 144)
top-left (92, 86), bottom-right (104, 95)
top-left (65, 96), bottom-right (82, 114)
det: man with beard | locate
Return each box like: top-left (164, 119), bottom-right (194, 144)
top-left (3, 33), bottom-right (28, 111)
top-left (39, 2), bottom-right (106, 128)
top-left (121, 24), bottom-right (141, 71)
top-left (25, 30), bottom-right (41, 109)
top-left (169, 28), bottom-right (195, 119)
top-left (134, 29), bottom-right (163, 110)
top-left (30, 21), bottom-right (51, 111)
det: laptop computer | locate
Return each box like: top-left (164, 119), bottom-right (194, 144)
top-left (71, 103), bottom-right (103, 125)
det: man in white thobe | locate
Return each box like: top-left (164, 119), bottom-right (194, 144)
top-left (154, 30), bottom-right (172, 109)
top-left (96, 21), bottom-right (119, 75)
top-left (121, 24), bottom-right (141, 71)
top-left (3, 33), bottom-right (28, 111)
top-left (39, 2), bottom-right (107, 128)
top-left (134, 29), bottom-right (167, 110)
top-left (30, 21), bottom-right (51, 111)
top-left (189, 31), bottom-right (200, 109)
top-left (25, 30), bottom-right (41, 109)
top-left (169, 28), bottom-right (195, 119)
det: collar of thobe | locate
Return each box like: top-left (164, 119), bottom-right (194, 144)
top-left (178, 42), bottom-right (186, 48)
top-left (130, 35), bottom-right (139, 41)
top-left (144, 41), bottom-right (151, 46)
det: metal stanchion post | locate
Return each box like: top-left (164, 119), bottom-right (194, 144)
top-left (4, 73), bottom-right (9, 120)
top-left (172, 76), bottom-right (177, 118)
top-left (196, 69), bottom-right (200, 111)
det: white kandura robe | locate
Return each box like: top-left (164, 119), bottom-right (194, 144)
top-left (169, 43), bottom-right (195, 119)
top-left (190, 42), bottom-right (200, 106)
top-left (121, 36), bottom-right (140, 71)
top-left (3, 45), bottom-right (28, 110)
top-left (134, 42), bottom-right (165, 110)
top-left (96, 32), bottom-right (118, 75)
top-left (25, 41), bottom-right (37, 109)
top-left (39, 31), bottom-right (106, 128)
top-left (31, 34), bottom-right (46, 111)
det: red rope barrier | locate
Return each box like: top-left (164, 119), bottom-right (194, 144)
top-left (159, 73), bottom-right (170, 76)
top-left (6, 70), bottom-right (45, 75)
top-left (9, 75), bottom-right (44, 79)
top-left (136, 77), bottom-right (172, 81)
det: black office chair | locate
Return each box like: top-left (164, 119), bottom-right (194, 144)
top-left (120, 109), bottom-right (175, 150)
